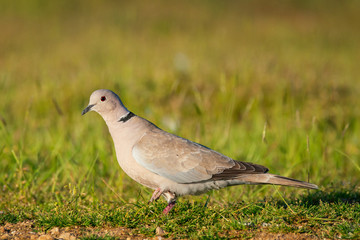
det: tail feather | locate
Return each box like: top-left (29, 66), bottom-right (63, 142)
top-left (239, 173), bottom-right (318, 190)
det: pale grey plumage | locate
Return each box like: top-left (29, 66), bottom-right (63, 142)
top-left (82, 89), bottom-right (318, 214)
top-left (133, 128), bottom-right (235, 184)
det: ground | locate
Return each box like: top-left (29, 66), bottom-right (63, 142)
top-left (0, 221), bottom-right (322, 240)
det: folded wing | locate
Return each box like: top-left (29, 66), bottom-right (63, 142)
top-left (132, 128), bottom-right (268, 184)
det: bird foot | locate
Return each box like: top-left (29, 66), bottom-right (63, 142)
top-left (149, 188), bottom-right (163, 203)
top-left (162, 201), bottom-right (176, 214)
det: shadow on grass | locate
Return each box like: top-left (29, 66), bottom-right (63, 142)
top-left (300, 187), bottom-right (360, 205)
top-left (275, 185), bottom-right (360, 208)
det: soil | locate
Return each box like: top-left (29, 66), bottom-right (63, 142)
top-left (0, 222), bottom-right (148, 240)
top-left (0, 221), bottom-right (320, 240)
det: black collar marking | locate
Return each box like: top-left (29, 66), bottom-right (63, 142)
top-left (118, 112), bottom-right (135, 122)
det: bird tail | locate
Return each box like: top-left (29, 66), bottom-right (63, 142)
top-left (239, 173), bottom-right (318, 190)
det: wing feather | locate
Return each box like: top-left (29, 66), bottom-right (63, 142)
top-left (132, 128), bottom-right (234, 183)
top-left (132, 127), bottom-right (269, 184)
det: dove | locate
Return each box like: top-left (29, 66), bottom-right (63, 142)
top-left (82, 89), bottom-right (318, 214)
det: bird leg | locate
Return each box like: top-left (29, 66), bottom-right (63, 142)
top-left (162, 191), bottom-right (177, 214)
top-left (162, 200), bottom-right (176, 214)
top-left (149, 189), bottom-right (177, 214)
top-left (149, 188), bottom-right (163, 203)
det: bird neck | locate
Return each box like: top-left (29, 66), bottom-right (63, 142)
top-left (118, 111), bottom-right (135, 122)
top-left (102, 105), bottom-right (129, 124)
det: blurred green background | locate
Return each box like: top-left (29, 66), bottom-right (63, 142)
top-left (0, 0), bottom-right (359, 204)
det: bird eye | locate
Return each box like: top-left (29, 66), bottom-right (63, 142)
top-left (101, 96), bottom-right (106, 102)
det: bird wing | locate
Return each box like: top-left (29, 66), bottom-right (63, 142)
top-left (132, 128), bottom-right (268, 184)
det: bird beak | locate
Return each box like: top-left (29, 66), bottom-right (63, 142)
top-left (82, 104), bottom-right (95, 115)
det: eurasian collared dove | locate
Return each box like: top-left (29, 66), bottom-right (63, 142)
top-left (82, 89), bottom-right (318, 214)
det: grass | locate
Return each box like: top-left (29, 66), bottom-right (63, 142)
top-left (0, 0), bottom-right (360, 239)
top-left (1, 189), bottom-right (360, 239)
